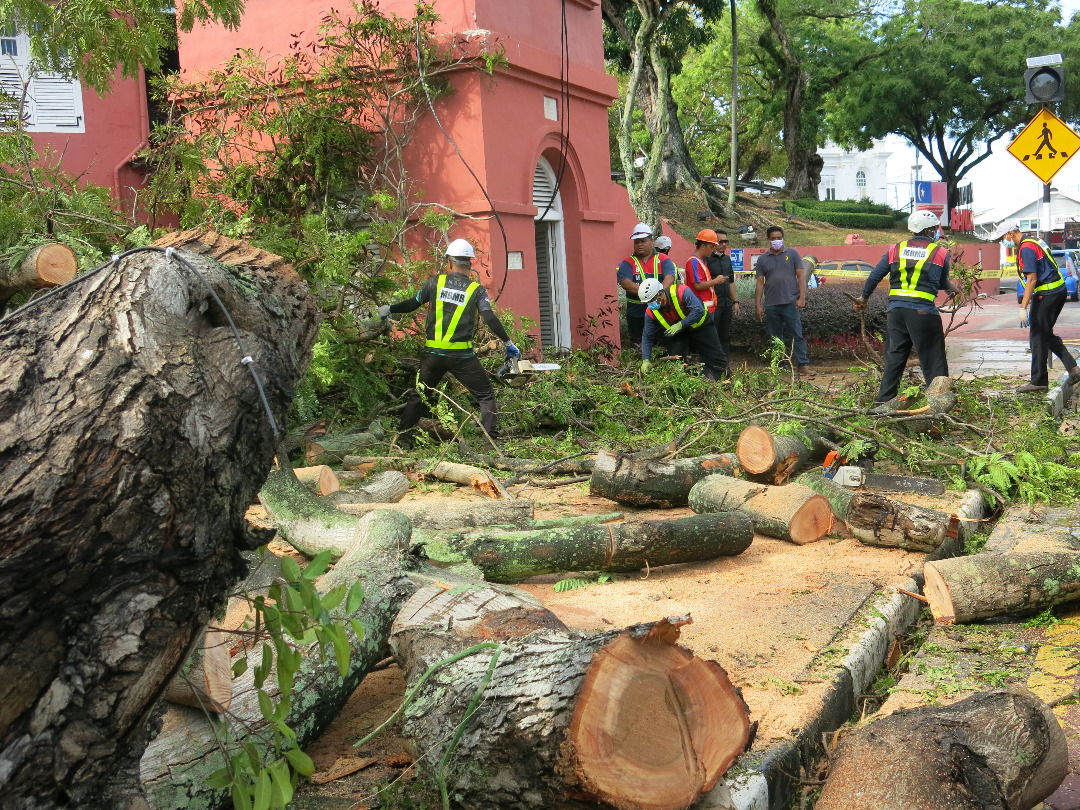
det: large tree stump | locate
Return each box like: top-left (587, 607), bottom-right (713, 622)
top-left (688, 475), bottom-right (833, 544)
top-left (0, 242), bottom-right (78, 303)
top-left (736, 425), bottom-right (832, 485)
top-left (815, 688), bottom-right (1067, 810)
top-left (416, 512), bottom-right (754, 582)
top-left (589, 449), bottom-right (741, 507)
top-left (924, 506), bottom-right (1080, 623)
top-left (388, 586), bottom-right (752, 810)
top-left (0, 232), bottom-right (317, 807)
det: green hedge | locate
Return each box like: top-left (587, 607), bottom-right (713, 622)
top-left (786, 199), bottom-right (899, 216)
top-left (783, 201), bottom-right (899, 228)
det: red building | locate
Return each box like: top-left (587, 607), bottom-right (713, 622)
top-left (1, 27), bottom-right (151, 209)
top-left (177, 0), bottom-right (629, 350)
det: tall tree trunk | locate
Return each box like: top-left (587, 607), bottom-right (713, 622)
top-left (0, 232), bottom-right (317, 808)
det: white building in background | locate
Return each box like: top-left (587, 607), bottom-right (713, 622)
top-left (974, 190), bottom-right (1080, 241)
top-left (818, 141), bottom-right (892, 205)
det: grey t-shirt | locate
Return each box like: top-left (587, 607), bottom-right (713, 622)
top-left (755, 248), bottom-right (802, 306)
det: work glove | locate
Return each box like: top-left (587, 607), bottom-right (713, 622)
top-left (505, 341), bottom-right (521, 359)
top-left (640, 359), bottom-right (652, 373)
top-left (1019, 307), bottom-right (1029, 329)
top-left (664, 322), bottom-right (684, 338)
top-left (852, 296), bottom-right (867, 311)
top-left (377, 304), bottom-right (391, 319)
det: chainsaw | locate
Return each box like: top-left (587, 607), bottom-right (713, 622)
top-left (822, 446), bottom-right (944, 494)
top-left (493, 358), bottom-right (561, 387)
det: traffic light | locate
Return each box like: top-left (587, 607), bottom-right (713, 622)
top-left (1025, 64), bottom-right (1065, 104)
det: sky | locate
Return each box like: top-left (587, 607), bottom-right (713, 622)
top-left (877, 0), bottom-right (1080, 226)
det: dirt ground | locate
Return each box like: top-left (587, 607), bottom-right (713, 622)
top-left (279, 399), bottom-right (972, 809)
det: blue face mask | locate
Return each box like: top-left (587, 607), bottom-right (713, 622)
top-left (647, 300), bottom-right (661, 311)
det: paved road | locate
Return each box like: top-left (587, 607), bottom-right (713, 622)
top-left (945, 295), bottom-right (1080, 379)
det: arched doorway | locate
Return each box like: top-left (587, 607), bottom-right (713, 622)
top-left (533, 156), bottom-right (570, 349)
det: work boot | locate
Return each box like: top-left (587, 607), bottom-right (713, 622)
top-left (1016, 383), bottom-right (1049, 393)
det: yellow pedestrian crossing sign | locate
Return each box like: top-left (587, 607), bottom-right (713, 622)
top-left (1008, 107), bottom-right (1080, 184)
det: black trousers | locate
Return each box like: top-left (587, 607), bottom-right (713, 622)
top-left (713, 298), bottom-right (733, 369)
top-left (1029, 292), bottom-right (1076, 386)
top-left (399, 352), bottom-right (498, 437)
top-left (626, 308), bottom-right (645, 348)
top-left (877, 307), bottom-right (948, 403)
top-left (668, 316), bottom-right (727, 380)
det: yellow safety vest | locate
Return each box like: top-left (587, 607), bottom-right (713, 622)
top-left (627, 255), bottom-right (664, 303)
top-left (649, 284), bottom-right (708, 329)
top-left (1018, 238), bottom-right (1065, 294)
top-left (426, 275), bottom-right (481, 350)
top-left (889, 240), bottom-right (942, 302)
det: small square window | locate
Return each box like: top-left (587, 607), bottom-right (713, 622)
top-left (1, 39), bottom-right (18, 58)
top-left (543, 96), bottom-right (558, 121)
top-left (507, 251), bottom-right (524, 270)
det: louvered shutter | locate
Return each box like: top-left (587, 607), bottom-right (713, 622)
top-left (29, 73), bottom-right (83, 129)
top-left (534, 222), bottom-right (556, 347)
top-left (532, 160), bottom-right (561, 221)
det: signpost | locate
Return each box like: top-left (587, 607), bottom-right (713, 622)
top-left (1006, 107), bottom-right (1080, 185)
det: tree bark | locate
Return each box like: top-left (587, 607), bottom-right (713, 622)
top-left (589, 449), bottom-right (741, 508)
top-left (140, 511), bottom-right (418, 809)
top-left (456, 449), bottom-right (595, 476)
top-left (427, 460), bottom-right (510, 499)
top-left (736, 424), bottom-right (832, 484)
top-left (816, 688), bottom-right (1067, 810)
top-left (0, 232), bottom-right (317, 808)
top-left (415, 512), bottom-right (754, 582)
top-left (304, 432), bottom-right (380, 465)
top-left (923, 507), bottom-right (1080, 623)
top-left (337, 497), bottom-right (535, 529)
top-left (388, 586), bottom-right (752, 810)
top-left (796, 473), bottom-right (959, 552)
top-left (688, 475), bottom-right (833, 544)
top-left (321, 470), bottom-right (410, 507)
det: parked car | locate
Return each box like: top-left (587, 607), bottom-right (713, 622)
top-left (1014, 250), bottom-right (1080, 301)
top-left (813, 259), bottom-right (875, 278)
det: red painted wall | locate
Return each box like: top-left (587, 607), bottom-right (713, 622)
top-left (30, 70), bottom-right (150, 206)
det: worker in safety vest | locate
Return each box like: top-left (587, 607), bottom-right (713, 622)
top-left (380, 239), bottom-right (518, 448)
top-left (616, 222), bottom-right (676, 347)
top-left (854, 210), bottom-right (957, 405)
top-left (997, 223), bottom-right (1080, 393)
top-left (636, 278), bottom-right (726, 380)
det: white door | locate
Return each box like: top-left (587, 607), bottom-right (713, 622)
top-left (533, 157), bottom-right (570, 348)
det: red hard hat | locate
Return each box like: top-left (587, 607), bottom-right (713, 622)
top-left (695, 228), bottom-right (719, 244)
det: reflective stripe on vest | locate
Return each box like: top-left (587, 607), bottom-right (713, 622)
top-left (427, 275), bottom-right (480, 350)
top-left (1018, 238), bottom-right (1066, 294)
top-left (687, 256), bottom-right (717, 310)
top-left (627, 255), bottom-right (663, 303)
top-left (889, 240), bottom-right (940, 301)
top-left (649, 284), bottom-right (708, 329)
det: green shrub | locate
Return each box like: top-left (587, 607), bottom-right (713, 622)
top-left (784, 200), bottom-right (900, 228)
top-left (786, 199), bottom-right (899, 216)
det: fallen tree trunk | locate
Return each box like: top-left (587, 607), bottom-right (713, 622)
top-left (336, 497), bottom-right (535, 529)
top-left (304, 431), bottom-right (381, 465)
top-left (160, 628), bottom-right (233, 712)
top-left (415, 512), bottom-right (754, 582)
top-left (456, 447), bottom-right (596, 476)
top-left (388, 587), bottom-right (752, 810)
top-left (321, 470), bottom-right (410, 507)
top-left (736, 425), bottom-right (833, 485)
top-left (141, 510), bottom-right (418, 809)
top-left (0, 231), bottom-right (317, 807)
top-left (796, 473), bottom-right (959, 552)
top-left (924, 506), bottom-right (1080, 623)
top-left (815, 688), bottom-right (1066, 810)
top-left (293, 464), bottom-right (340, 495)
top-left (688, 475), bottom-right (833, 544)
top-left (428, 460), bottom-right (510, 499)
top-left (589, 449), bottom-right (741, 507)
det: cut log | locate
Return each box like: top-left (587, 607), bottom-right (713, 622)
top-left (735, 425), bottom-right (832, 484)
top-left (428, 460), bottom-right (510, 499)
top-left (321, 470), bottom-right (409, 506)
top-left (815, 688), bottom-right (1067, 810)
top-left (304, 432), bottom-right (380, 465)
top-left (293, 464), bottom-right (340, 495)
top-left (336, 497), bottom-right (535, 529)
top-left (688, 475), bottom-right (833, 544)
top-left (415, 512), bottom-right (754, 582)
top-left (387, 587), bottom-right (752, 810)
top-left (160, 628), bottom-right (233, 712)
top-left (0, 241), bottom-right (79, 296)
top-left (924, 506), bottom-right (1080, 623)
top-left (589, 449), bottom-right (742, 508)
top-left (796, 473), bottom-right (958, 552)
top-left (457, 449), bottom-right (596, 476)
top-left (140, 510), bottom-right (416, 809)
top-left (0, 231), bottom-right (317, 806)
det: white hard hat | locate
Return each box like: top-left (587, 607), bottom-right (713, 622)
top-left (990, 221), bottom-right (1021, 240)
top-left (445, 238), bottom-right (476, 260)
top-left (637, 278), bottom-right (663, 303)
top-left (630, 222), bottom-right (653, 240)
top-left (907, 209), bottom-right (940, 233)
top-left (654, 235), bottom-right (672, 251)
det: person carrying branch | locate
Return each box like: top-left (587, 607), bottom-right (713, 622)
top-left (379, 239), bottom-right (518, 449)
top-left (853, 210), bottom-right (957, 406)
top-left (997, 223), bottom-right (1080, 393)
top-left (636, 278), bottom-right (726, 380)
